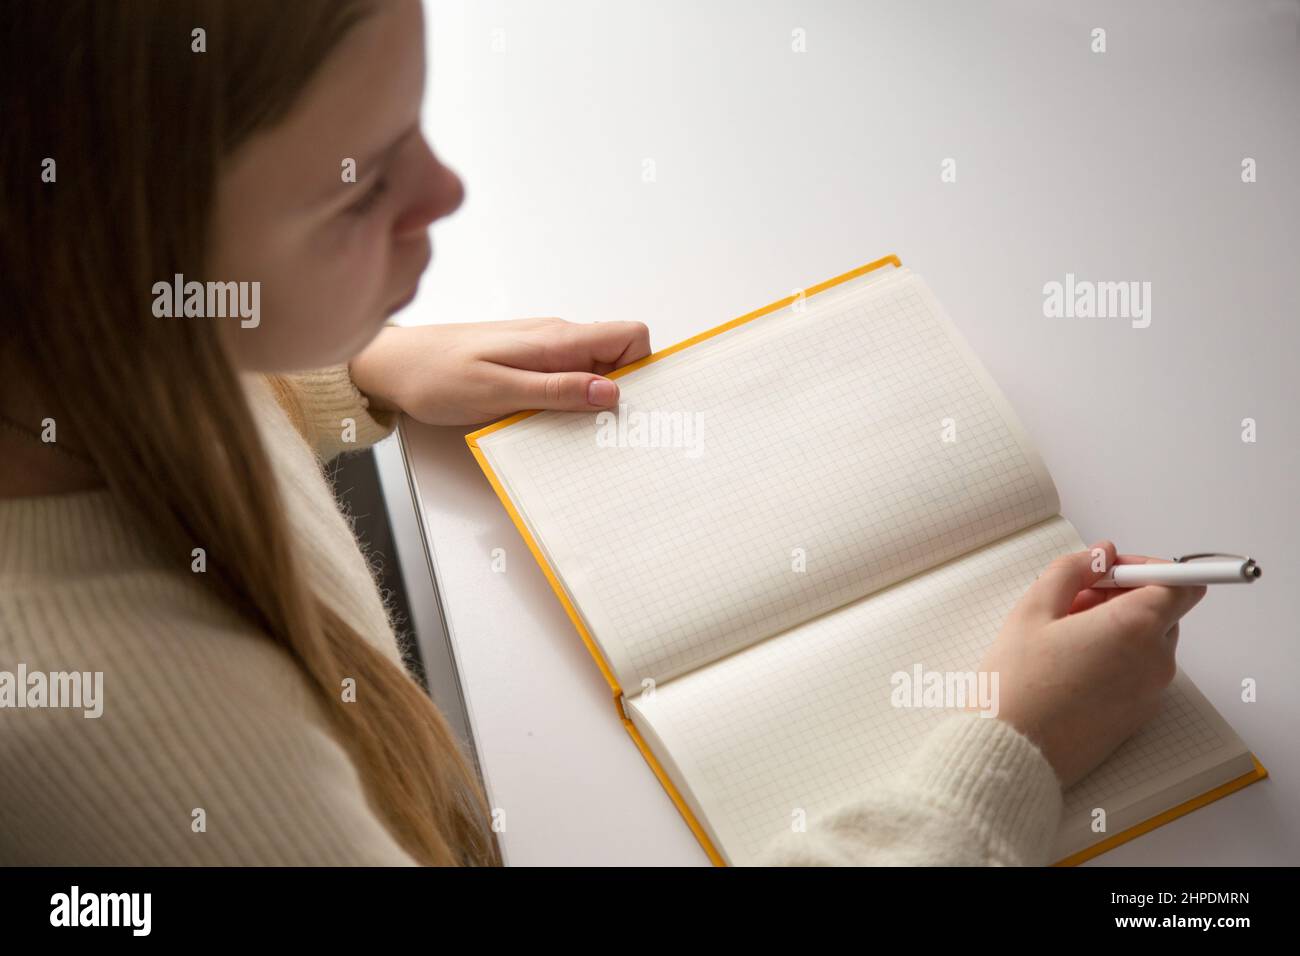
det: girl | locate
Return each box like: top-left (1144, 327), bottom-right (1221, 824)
top-left (0, 0), bottom-right (1204, 866)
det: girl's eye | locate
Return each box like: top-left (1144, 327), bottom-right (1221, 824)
top-left (346, 175), bottom-right (389, 216)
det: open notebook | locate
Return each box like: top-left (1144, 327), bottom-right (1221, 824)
top-left (466, 255), bottom-right (1267, 866)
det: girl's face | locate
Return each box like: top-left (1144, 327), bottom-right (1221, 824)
top-left (210, 0), bottom-right (462, 373)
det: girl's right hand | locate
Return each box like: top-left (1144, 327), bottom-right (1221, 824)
top-left (977, 540), bottom-right (1207, 789)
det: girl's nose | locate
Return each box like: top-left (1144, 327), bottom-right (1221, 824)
top-left (395, 141), bottom-right (465, 239)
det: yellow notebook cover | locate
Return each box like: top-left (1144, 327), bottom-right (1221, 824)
top-left (464, 253), bottom-right (1268, 867)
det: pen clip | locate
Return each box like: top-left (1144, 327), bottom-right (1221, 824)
top-left (1172, 553), bottom-right (1262, 579)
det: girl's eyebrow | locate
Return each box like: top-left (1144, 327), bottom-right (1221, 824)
top-left (357, 123), bottom-right (419, 178)
top-left (319, 123), bottom-right (419, 206)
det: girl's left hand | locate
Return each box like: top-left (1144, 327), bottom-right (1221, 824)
top-left (349, 318), bottom-right (652, 426)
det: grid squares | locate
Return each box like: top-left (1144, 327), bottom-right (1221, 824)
top-left (495, 273), bottom-right (1058, 688)
top-left (632, 518), bottom-right (1082, 863)
top-left (481, 269), bottom-right (1240, 867)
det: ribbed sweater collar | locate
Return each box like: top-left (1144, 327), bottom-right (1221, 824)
top-left (0, 374), bottom-right (278, 582)
top-left (0, 488), bottom-right (168, 580)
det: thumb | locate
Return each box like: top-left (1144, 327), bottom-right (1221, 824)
top-left (505, 367), bottom-right (621, 412)
top-left (1016, 539), bottom-right (1117, 622)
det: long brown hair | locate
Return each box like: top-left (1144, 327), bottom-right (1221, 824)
top-left (1, 0), bottom-right (500, 866)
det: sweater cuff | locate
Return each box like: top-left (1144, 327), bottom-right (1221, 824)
top-left (901, 713), bottom-right (1064, 866)
top-left (282, 364), bottom-right (399, 459)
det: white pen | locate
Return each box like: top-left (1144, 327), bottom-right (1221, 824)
top-left (1091, 554), bottom-right (1262, 588)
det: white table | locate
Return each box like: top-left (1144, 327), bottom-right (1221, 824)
top-left (374, 0), bottom-right (1300, 865)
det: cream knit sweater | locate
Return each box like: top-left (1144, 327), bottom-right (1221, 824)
top-left (0, 366), bottom-right (1064, 866)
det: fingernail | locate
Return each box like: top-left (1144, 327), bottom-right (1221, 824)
top-left (588, 378), bottom-right (617, 406)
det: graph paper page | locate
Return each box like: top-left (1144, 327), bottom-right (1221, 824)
top-left (626, 516), bottom-right (1252, 866)
top-left (477, 267), bottom-right (1061, 691)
